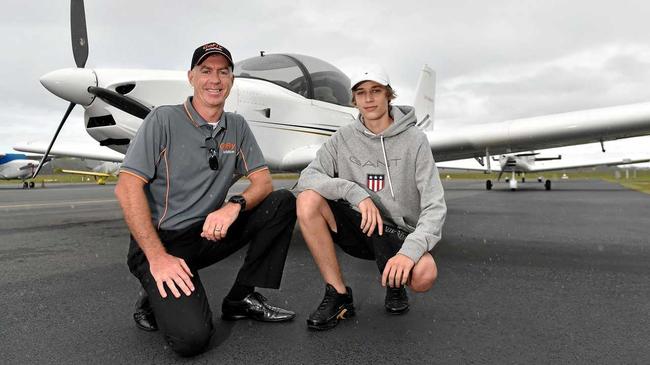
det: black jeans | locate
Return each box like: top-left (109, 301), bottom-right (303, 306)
top-left (126, 189), bottom-right (296, 357)
top-left (326, 200), bottom-right (409, 273)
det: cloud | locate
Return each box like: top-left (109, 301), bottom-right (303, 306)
top-left (3, 0), bottom-right (650, 166)
top-left (435, 44), bottom-right (650, 125)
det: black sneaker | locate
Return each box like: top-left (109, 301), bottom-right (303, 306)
top-left (385, 286), bottom-right (409, 314)
top-left (307, 284), bottom-right (355, 330)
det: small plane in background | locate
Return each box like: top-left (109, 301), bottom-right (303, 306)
top-left (0, 153), bottom-right (48, 188)
top-left (60, 160), bottom-right (121, 185)
top-left (14, 0), bottom-right (650, 179)
top-left (437, 152), bottom-right (650, 190)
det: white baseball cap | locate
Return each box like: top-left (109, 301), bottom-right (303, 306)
top-left (350, 64), bottom-right (391, 90)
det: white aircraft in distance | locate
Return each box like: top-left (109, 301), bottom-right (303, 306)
top-left (0, 153), bottom-right (46, 189)
top-left (437, 152), bottom-right (650, 191)
top-left (15, 0), bottom-right (650, 178)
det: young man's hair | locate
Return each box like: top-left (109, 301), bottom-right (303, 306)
top-left (351, 85), bottom-right (397, 106)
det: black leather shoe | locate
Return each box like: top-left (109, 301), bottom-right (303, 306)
top-left (133, 291), bottom-right (158, 331)
top-left (385, 286), bottom-right (409, 314)
top-left (221, 292), bottom-right (295, 322)
top-left (307, 284), bottom-right (355, 330)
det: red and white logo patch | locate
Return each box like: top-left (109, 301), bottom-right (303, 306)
top-left (367, 174), bottom-right (385, 192)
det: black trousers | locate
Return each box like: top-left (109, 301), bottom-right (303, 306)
top-left (327, 200), bottom-right (428, 273)
top-left (126, 189), bottom-right (296, 356)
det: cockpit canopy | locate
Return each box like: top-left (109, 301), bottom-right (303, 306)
top-left (234, 54), bottom-right (352, 106)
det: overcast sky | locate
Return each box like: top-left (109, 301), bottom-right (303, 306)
top-left (2, 0), bottom-right (650, 164)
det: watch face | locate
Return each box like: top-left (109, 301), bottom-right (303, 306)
top-left (230, 195), bottom-right (246, 208)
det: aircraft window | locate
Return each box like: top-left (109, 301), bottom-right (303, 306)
top-left (235, 53), bottom-right (352, 106)
top-left (235, 55), bottom-right (308, 96)
top-left (291, 54), bottom-right (352, 106)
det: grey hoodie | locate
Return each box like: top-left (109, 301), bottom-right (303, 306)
top-left (295, 105), bottom-right (447, 263)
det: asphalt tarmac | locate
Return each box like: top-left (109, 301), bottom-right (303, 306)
top-left (0, 179), bottom-right (648, 364)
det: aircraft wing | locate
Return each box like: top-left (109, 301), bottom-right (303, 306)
top-left (13, 143), bottom-right (124, 163)
top-left (436, 159), bottom-right (501, 172)
top-left (60, 169), bottom-right (112, 177)
top-left (427, 102), bottom-right (650, 162)
top-left (437, 156), bottom-right (650, 173)
top-left (524, 157), bottom-right (650, 172)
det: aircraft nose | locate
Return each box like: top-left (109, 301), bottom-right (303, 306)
top-left (40, 68), bottom-right (97, 106)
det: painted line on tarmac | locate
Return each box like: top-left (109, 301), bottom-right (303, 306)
top-left (0, 199), bottom-right (118, 209)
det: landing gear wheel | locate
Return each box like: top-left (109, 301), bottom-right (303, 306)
top-left (521, 177), bottom-right (526, 183)
top-left (29, 181), bottom-right (35, 189)
top-left (486, 180), bottom-right (492, 190)
top-left (22, 182), bottom-right (29, 189)
top-left (545, 180), bottom-right (552, 190)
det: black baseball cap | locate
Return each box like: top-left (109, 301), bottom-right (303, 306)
top-left (190, 42), bottom-right (234, 70)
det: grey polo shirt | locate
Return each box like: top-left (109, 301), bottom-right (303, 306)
top-left (121, 97), bottom-right (267, 230)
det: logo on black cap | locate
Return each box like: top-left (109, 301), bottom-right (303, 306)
top-left (191, 42), bottom-right (234, 70)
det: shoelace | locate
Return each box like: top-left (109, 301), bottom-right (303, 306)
top-left (387, 287), bottom-right (405, 301)
top-left (317, 294), bottom-right (335, 310)
top-left (251, 292), bottom-right (268, 302)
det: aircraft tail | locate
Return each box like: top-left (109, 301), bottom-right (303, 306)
top-left (413, 65), bottom-right (436, 131)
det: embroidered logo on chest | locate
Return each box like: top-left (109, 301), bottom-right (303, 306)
top-left (220, 142), bottom-right (236, 154)
top-left (367, 174), bottom-right (385, 192)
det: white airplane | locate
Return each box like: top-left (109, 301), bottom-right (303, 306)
top-left (0, 153), bottom-right (45, 188)
top-left (437, 152), bottom-right (650, 190)
top-left (15, 0), bottom-right (650, 178)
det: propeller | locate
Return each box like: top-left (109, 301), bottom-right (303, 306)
top-left (32, 1), bottom-right (87, 178)
top-left (31, 103), bottom-right (76, 178)
top-left (34, 0), bottom-right (151, 178)
top-left (70, 0), bottom-right (88, 68)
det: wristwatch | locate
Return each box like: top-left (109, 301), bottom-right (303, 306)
top-left (228, 195), bottom-right (246, 211)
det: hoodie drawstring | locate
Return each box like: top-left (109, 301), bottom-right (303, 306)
top-left (380, 135), bottom-right (395, 199)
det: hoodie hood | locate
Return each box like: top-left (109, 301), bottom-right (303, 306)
top-left (354, 105), bottom-right (417, 138)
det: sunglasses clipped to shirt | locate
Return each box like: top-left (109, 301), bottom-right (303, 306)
top-left (205, 136), bottom-right (219, 170)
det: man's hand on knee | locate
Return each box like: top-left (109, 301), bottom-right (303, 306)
top-left (149, 253), bottom-right (195, 298)
top-left (382, 254), bottom-right (415, 288)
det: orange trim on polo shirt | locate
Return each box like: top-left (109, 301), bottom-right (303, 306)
top-left (183, 101), bottom-right (201, 128)
top-left (119, 169), bottom-right (148, 184)
top-left (247, 166), bottom-right (269, 178)
top-left (157, 148), bottom-right (170, 230)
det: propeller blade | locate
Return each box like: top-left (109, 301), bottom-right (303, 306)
top-left (32, 102), bottom-right (76, 178)
top-left (70, 0), bottom-right (89, 68)
top-left (497, 171), bottom-right (504, 181)
top-left (88, 86), bottom-right (151, 119)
